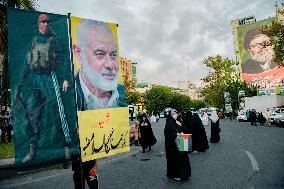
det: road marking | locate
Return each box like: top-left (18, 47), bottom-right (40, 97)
top-left (245, 151), bottom-right (260, 171)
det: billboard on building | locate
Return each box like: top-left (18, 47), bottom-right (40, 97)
top-left (237, 17), bottom-right (284, 88)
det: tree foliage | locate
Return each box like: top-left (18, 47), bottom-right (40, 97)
top-left (168, 92), bottom-right (192, 112)
top-left (200, 55), bottom-right (239, 110)
top-left (125, 91), bottom-right (141, 105)
top-left (122, 72), bottom-right (140, 105)
top-left (144, 85), bottom-right (206, 113)
top-left (144, 85), bottom-right (172, 113)
top-left (191, 99), bottom-right (206, 110)
top-left (262, 18), bottom-right (284, 67)
top-left (122, 73), bottom-right (135, 93)
top-left (226, 80), bottom-right (257, 110)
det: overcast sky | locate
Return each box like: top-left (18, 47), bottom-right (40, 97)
top-left (37, 0), bottom-right (282, 87)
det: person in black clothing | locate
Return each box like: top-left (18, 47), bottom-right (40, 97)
top-left (191, 113), bottom-right (209, 152)
top-left (258, 112), bottom-right (266, 126)
top-left (209, 111), bottom-right (220, 143)
top-left (182, 111), bottom-right (209, 152)
top-left (250, 109), bottom-right (257, 126)
top-left (0, 106), bottom-right (9, 143)
top-left (164, 109), bottom-right (191, 181)
top-left (139, 114), bottom-right (157, 153)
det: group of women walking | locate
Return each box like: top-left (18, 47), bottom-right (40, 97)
top-left (164, 109), bottom-right (220, 181)
top-left (134, 109), bottom-right (220, 182)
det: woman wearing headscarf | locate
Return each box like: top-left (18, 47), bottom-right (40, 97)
top-left (191, 113), bottom-right (209, 152)
top-left (209, 111), bottom-right (220, 143)
top-left (164, 109), bottom-right (191, 181)
top-left (139, 114), bottom-right (157, 153)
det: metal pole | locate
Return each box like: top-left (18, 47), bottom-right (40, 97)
top-left (67, 12), bottom-right (85, 189)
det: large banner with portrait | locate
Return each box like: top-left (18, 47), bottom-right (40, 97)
top-left (237, 18), bottom-right (284, 88)
top-left (8, 9), bottom-right (79, 168)
top-left (71, 17), bottom-right (129, 162)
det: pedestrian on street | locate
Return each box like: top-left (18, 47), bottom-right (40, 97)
top-left (264, 108), bottom-right (272, 127)
top-left (139, 114), bottom-right (157, 153)
top-left (182, 111), bottom-right (209, 153)
top-left (250, 109), bottom-right (257, 126)
top-left (192, 113), bottom-right (209, 152)
top-left (156, 114), bottom-right (160, 122)
top-left (258, 112), bottom-right (265, 126)
top-left (164, 109), bottom-right (191, 181)
top-left (209, 111), bottom-right (220, 143)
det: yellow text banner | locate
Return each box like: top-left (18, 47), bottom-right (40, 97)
top-left (78, 107), bottom-right (130, 162)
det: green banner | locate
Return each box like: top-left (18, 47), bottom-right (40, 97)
top-left (8, 8), bottom-right (79, 168)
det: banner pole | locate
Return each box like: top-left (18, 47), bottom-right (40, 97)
top-left (67, 12), bottom-right (85, 189)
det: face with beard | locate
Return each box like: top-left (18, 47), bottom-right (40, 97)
top-left (249, 34), bottom-right (274, 63)
top-left (75, 22), bottom-right (119, 92)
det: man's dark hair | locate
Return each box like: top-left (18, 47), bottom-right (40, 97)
top-left (243, 27), bottom-right (263, 50)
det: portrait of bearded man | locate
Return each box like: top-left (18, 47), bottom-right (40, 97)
top-left (241, 27), bottom-right (277, 74)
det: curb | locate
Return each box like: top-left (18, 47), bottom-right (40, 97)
top-left (0, 158), bottom-right (15, 169)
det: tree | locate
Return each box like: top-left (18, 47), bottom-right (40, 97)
top-left (0, 0), bottom-right (36, 105)
top-left (191, 100), bottom-right (206, 110)
top-left (226, 80), bottom-right (257, 110)
top-left (122, 73), bottom-right (141, 105)
top-left (125, 91), bottom-right (141, 105)
top-left (122, 73), bottom-right (135, 92)
top-left (262, 17), bottom-right (284, 67)
top-left (168, 92), bottom-right (192, 112)
top-left (144, 85), bottom-right (172, 113)
top-left (200, 55), bottom-right (239, 110)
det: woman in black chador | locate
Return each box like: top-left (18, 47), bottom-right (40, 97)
top-left (209, 111), bottom-right (220, 143)
top-left (183, 111), bottom-right (209, 152)
top-left (139, 114), bottom-right (157, 153)
top-left (164, 109), bottom-right (191, 181)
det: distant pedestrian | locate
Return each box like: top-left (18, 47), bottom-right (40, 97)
top-left (209, 111), bottom-right (220, 143)
top-left (250, 109), bottom-right (257, 126)
top-left (139, 114), bottom-right (157, 153)
top-left (264, 108), bottom-right (271, 126)
top-left (164, 109), bottom-right (191, 181)
top-left (156, 114), bottom-right (160, 122)
top-left (258, 112), bottom-right (265, 126)
top-left (247, 109), bottom-right (251, 122)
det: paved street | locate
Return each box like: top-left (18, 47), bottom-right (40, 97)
top-left (0, 118), bottom-right (283, 189)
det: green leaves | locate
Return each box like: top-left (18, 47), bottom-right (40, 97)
top-left (201, 55), bottom-right (239, 110)
top-left (144, 85), bottom-right (205, 113)
top-left (144, 86), bottom-right (172, 113)
top-left (125, 91), bottom-right (140, 105)
top-left (262, 19), bottom-right (284, 67)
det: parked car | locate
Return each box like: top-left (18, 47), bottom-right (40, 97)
top-left (274, 113), bottom-right (284, 128)
top-left (237, 111), bottom-right (248, 122)
top-left (270, 108), bottom-right (284, 124)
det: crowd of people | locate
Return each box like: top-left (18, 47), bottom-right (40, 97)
top-left (245, 109), bottom-right (271, 126)
top-left (130, 108), bottom-right (221, 182)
